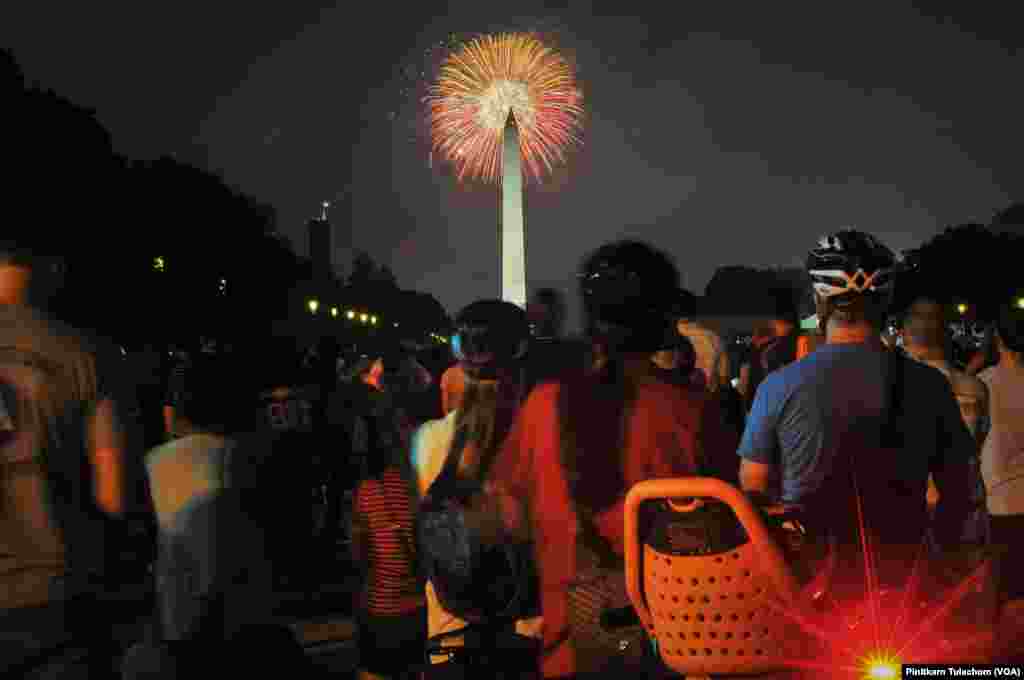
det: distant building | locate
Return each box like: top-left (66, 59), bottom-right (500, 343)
top-left (308, 216), bottom-right (331, 280)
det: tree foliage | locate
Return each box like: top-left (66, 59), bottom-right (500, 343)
top-left (900, 215), bottom-right (1024, 321)
top-left (3, 48), bottom-right (452, 350)
top-left (704, 266), bottom-right (809, 318)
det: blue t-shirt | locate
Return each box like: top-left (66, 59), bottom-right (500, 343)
top-left (738, 343), bottom-right (973, 506)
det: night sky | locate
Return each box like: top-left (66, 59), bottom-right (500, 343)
top-left (4, 2), bottom-right (1021, 330)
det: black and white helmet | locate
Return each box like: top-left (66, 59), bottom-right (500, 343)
top-left (806, 230), bottom-right (899, 300)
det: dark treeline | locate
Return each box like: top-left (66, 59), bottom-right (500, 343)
top-left (2, 48), bottom-right (450, 356)
top-left (703, 209), bottom-right (1024, 324)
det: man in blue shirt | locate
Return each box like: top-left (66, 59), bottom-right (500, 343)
top-left (738, 230), bottom-right (973, 594)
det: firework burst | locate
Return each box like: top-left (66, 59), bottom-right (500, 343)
top-left (426, 32), bottom-right (584, 184)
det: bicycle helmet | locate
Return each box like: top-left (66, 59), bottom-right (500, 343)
top-left (806, 230), bottom-right (899, 301)
top-left (452, 300), bottom-right (530, 380)
top-left (580, 240), bottom-right (680, 354)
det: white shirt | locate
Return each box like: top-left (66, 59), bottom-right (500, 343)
top-left (410, 411), bottom-right (542, 661)
top-left (146, 433), bottom-right (233, 532)
top-left (978, 364), bottom-right (1024, 516)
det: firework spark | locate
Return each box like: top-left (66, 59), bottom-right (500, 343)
top-left (426, 33), bottom-right (584, 183)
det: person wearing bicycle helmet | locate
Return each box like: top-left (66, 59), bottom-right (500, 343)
top-left (738, 230), bottom-right (973, 595)
top-left (488, 241), bottom-right (740, 679)
top-left (410, 300), bottom-right (541, 675)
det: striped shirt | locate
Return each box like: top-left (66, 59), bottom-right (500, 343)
top-left (354, 467), bottom-right (423, 616)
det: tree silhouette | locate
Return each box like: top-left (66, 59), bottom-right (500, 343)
top-left (768, 267), bottom-right (814, 319)
top-left (5, 47), bottom-right (445, 350)
top-left (375, 265), bottom-right (398, 289)
top-left (704, 266), bottom-right (804, 317)
top-left (393, 290), bottom-right (451, 338)
top-left (348, 251), bottom-right (378, 288)
top-left (1, 48), bottom-right (25, 91)
top-left (994, 202), bottom-right (1024, 233)
top-left (900, 222), bottom-right (1023, 320)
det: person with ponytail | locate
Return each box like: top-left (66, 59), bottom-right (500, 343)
top-left (410, 300), bottom-right (542, 676)
top-left (487, 241), bottom-right (741, 679)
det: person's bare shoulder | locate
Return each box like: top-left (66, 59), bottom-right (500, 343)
top-left (948, 367), bottom-right (988, 403)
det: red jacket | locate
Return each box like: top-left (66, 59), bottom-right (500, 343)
top-left (490, 377), bottom-right (739, 677)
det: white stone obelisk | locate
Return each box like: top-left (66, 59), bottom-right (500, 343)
top-left (501, 113), bottom-right (527, 309)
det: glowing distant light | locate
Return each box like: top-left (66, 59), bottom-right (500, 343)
top-left (868, 664), bottom-right (896, 679)
top-left (394, 322), bottom-right (399, 327)
top-left (370, 316), bottom-right (378, 325)
top-left (862, 653), bottom-right (899, 679)
top-left (957, 303), bottom-right (968, 314)
top-left (330, 307), bottom-right (338, 318)
top-left (1017, 297), bottom-right (1024, 310)
top-left (153, 256), bottom-right (165, 272)
top-left (346, 310), bottom-right (356, 320)
top-left (307, 299), bottom-right (319, 314)
top-left (360, 313), bottom-right (369, 323)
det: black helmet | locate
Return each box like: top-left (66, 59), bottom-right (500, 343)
top-left (453, 300), bottom-right (530, 379)
top-left (806, 230), bottom-right (899, 301)
top-left (579, 241), bottom-right (680, 353)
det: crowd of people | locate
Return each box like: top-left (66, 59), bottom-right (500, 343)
top-left (2, 228), bottom-right (1022, 679)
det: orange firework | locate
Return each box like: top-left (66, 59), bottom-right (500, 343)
top-left (426, 33), bottom-right (584, 183)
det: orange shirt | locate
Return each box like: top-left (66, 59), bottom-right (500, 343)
top-left (440, 364), bottom-right (465, 415)
top-left (490, 378), bottom-right (738, 677)
top-left (795, 332), bottom-right (823, 361)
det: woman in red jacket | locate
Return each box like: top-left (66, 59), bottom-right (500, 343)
top-left (489, 241), bottom-right (741, 679)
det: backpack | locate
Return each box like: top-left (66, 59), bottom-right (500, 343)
top-left (415, 426), bottom-right (540, 625)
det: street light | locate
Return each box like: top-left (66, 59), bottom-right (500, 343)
top-left (308, 299), bottom-right (319, 314)
top-left (370, 315), bottom-right (378, 325)
top-left (1017, 297), bottom-right (1024, 310)
top-left (346, 310), bottom-right (356, 320)
top-left (330, 307), bottom-right (339, 318)
top-left (360, 313), bottom-right (369, 323)
top-left (957, 303), bottom-right (968, 315)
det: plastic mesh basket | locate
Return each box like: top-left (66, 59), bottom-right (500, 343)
top-left (625, 478), bottom-right (807, 676)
